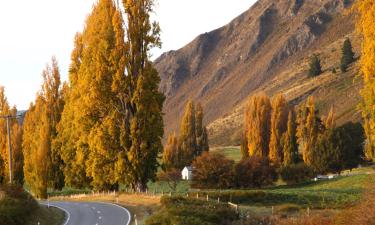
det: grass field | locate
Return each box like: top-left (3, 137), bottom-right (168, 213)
top-left (26, 206), bottom-right (65, 225)
top-left (211, 146), bottom-right (242, 162)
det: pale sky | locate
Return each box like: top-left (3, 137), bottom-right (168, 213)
top-left (0, 0), bottom-right (256, 110)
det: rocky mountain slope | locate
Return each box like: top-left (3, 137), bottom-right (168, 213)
top-left (155, 0), bottom-right (362, 146)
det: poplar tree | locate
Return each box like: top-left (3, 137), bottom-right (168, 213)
top-left (23, 58), bottom-right (64, 197)
top-left (340, 38), bottom-right (355, 72)
top-left (57, 0), bottom-right (125, 190)
top-left (178, 100), bottom-right (197, 166)
top-left (0, 87), bottom-right (10, 184)
top-left (23, 97), bottom-right (49, 199)
top-left (162, 133), bottom-right (182, 170)
top-left (356, 0), bottom-right (375, 162)
top-left (113, 0), bottom-right (164, 191)
top-left (282, 110), bottom-right (298, 166)
top-left (269, 95), bottom-right (289, 165)
top-left (244, 94), bottom-right (272, 157)
top-left (195, 103), bottom-right (209, 155)
top-left (9, 107), bottom-right (23, 185)
top-left (55, 33), bottom-right (90, 188)
top-left (42, 57), bottom-right (65, 190)
top-left (240, 133), bottom-right (249, 159)
top-left (296, 97), bottom-right (321, 166)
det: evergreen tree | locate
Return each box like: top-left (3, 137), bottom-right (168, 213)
top-left (282, 109), bottom-right (299, 166)
top-left (310, 108), bottom-right (341, 174)
top-left (334, 122), bottom-right (364, 170)
top-left (340, 38), bottom-right (355, 72)
top-left (356, 0), bottom-right (375, 162)
top-left (269, 95), bottom-right (289, 165)
top-left (308, 54), bottom-right (322, 77)
top-left (244, 94), bottom-right (272, 157)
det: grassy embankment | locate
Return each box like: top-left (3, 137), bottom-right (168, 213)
top-left (0, 185), bottom-right (65, 225)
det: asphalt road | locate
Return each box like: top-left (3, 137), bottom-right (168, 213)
top-left (40, 201), bottom-right (131, 225)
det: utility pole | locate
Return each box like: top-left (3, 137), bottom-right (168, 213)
top-left (1, 114), bottom-right (19, 184)
top-left (6, 116), bottom-right (12, 184)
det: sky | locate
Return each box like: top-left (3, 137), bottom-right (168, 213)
top-left (0, 0), bottom-right (256, 110)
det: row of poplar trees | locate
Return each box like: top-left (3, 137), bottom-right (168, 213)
top-left (0, 88), bottom-right (23, 185)
top-left (162, 100), bottom-right (209, 170)
top-left (241, 94), bottom-right (360, 173)
top-left (356, 0), bottom-right (375, 163)
top-left (21, 0), bottom-right (164, 198)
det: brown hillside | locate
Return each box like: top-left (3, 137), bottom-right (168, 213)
top-left (154, 0), bottom-right (362, 146)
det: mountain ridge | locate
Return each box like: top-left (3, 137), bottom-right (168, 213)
top-left (155, 0), bottom-right (361, 145)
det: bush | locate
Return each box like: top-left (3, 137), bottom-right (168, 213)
top-left (234, 156), bottom-right (277, 188)
top-left (279, 163), bottom-right (315, 185)
top-left (146, 196), bottom-right (238, 225)
top-left (191, 152), bottom-right (235, 189)
top-left (157, 169), bottom-right (181, 192)
top-left (0, 185), bottom-right (38, 225)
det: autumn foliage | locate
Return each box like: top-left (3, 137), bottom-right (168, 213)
top-left (356, 0), bottom-right (375, 162)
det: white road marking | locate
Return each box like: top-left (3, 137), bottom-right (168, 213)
top-left (40, 203), bottom-right (71, 225)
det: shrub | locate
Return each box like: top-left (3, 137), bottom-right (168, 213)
top-left (157, 169), bottom-right (181, 192)
top-left (146, 196), bottom-right (238, 225)
top-left (279, 163), bottom-right (315, 185)
top-left (234, 156), bottom-right (277, 188)
top-left (0, 185), bottom-right (38, 225)
top-left (191, 152), bottom-right (235, 189)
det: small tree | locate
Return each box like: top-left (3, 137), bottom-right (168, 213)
top-left (279, 163), bottom-right (315, 185)
top-left (162, 133), bottom-right (183, 170)
top-left (282, 110), bottom-right (299, 166)
top-left (340, 38), bottom-right (355, 72)
top-left (157, 169), bottom-right (181, 192)
top-left (234, 156), bottom-right (277, 188)
top-left (308, 54), bottom-right (322, 77)
top-left (191, 152), bottom-right (234, 189)
top-left (334, 122), bottom-right (365, 171)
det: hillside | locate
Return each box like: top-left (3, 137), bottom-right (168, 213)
top-left (155, 0), bottom-right (362, 146)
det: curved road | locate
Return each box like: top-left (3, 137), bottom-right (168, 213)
top-left (41, 201), bottom-right (131, 225)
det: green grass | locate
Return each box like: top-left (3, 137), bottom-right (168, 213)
top-left (0, 185), bottom-right (65, 225)
top-left (48, 187), bottom-right (91, 197)
top-left (211, 146), bottom-right (242, 162)
top-left (147, 180), bottom-right (190, 193)
top-left (25, 205), bottom-right (65, 225)
top-left (188, 174), bottom-right (369, 210)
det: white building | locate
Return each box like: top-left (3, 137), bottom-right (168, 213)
top-left (182, 166), bottom-right (193, 180)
